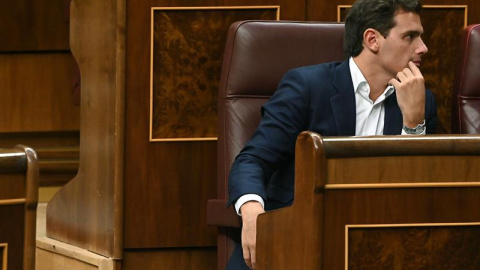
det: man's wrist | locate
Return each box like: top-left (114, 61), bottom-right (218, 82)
top-left (234, 194), bottom-right (265, 216)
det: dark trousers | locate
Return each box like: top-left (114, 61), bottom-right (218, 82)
top-left (226, 242), bottom-right (251, 270)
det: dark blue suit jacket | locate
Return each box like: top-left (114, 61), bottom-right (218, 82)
top-left (227, 60), bottom-right (437, 212)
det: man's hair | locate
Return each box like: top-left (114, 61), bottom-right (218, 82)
top-left (344, 0), bottom-right (422, 57)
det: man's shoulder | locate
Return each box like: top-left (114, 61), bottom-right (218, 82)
top-left (287, 60), bottom-right (347, 79)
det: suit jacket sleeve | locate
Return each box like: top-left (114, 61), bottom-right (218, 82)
top-left (227, 68), bottom-right (311, 207)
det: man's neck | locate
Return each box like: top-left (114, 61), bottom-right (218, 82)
top-left (352, 56), bottom-right (391, 102)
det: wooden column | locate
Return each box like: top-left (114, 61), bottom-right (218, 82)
top-left (46, 0), bottom-right (125, 259)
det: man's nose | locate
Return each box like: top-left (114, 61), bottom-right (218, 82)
top-left (417, 38), bottom-right (428, 54)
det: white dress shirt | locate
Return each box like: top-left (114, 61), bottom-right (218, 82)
top-left (234, 57), bottom-right (420, 215)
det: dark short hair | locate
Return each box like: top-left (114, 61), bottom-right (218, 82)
top-left (344, 0), bottom-right (422, 57)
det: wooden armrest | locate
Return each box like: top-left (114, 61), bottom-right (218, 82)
top-left (206, 199), bottom-right (241, 228)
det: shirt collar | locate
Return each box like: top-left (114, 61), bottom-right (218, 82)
top-left (349, 57), bottom-right (367, 93)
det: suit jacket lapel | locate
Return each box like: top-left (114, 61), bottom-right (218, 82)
top-left (383, 92), bottom-right (403, 135)
top-left (330, 60), bottom-right (356, 136)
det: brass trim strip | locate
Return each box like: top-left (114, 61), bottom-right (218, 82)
top-left (423, 5), bottom-right (468, 28)
top-left (326, 182), bottom-right (480, 190)
top-left (0, 199), bottom-right (25, 206)
top-left (346, 222), bottom-right (480, 229)
top-left (337, 5), bottom-right (350, 22)
top-left (150, 137), bottom-right (218, 142)
top-left (149, 6), bottom-right (280, 142)
top-left (345, 222), bottom-right (480, 270)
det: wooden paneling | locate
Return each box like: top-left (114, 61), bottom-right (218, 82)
top-left (0, 175), bottom-right (25, 199)
top-left (0, 132), bottom-right (79, 149)
top-left (124, 0), bottom-right (307, 249)
top-left (324, 187), bottom-right (480, 269)
top-left (0, 204), bottom-right (24, 270)
top-left (253, 133), bottom-right (480, 269)
top-left (0, 244), bottom-right (5, 270)
top-left (0, 132), bottom-right (79, 187)
top-left (348, 225), bottom-right (480, 269)
top-left (122, 248), bottom-right (216, 270)
top-left (327, 155), bottom-right (480, 184)
top-left (150, 7), bottom-right (278, 141)
top-left (0, 53), bottom-right (79, 132)
top-left (0, 0), bottom-right (70, 52)
top-left (0, 0), bottom-right (78, 189)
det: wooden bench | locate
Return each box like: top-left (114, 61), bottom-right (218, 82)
top-left (0, 146), bottom-right (39, 270)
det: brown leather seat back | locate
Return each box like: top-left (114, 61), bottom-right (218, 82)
top-left (213, 20), bottom-right (346, 270)
top-left (217, 20), bottom-right (346, 199)
top-left (452, 24), bottom-right (480, 133)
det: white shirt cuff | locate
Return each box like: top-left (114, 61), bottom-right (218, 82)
top-left (234, 194), bottom-right (265, 216)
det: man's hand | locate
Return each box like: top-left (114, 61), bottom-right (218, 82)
top-left (388, 61), bottom-right (425, 128)
top-left (240, 201), bottom-right (265, 269)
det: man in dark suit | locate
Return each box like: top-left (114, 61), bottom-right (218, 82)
top-left (226, 0), bottom-right (437, 269)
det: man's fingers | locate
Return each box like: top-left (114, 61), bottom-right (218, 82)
top-left (388, 78), bottom-right (400, 88)
top-left (396, 71), bottom-right (407, 83)
top-left (240, 202), bottom-right (263, 269)
top-left (408, 61), bottom-right (422, 76)
top-left (243, 247), bottom-right (252, 269)
top-left (401, 66), bottom-right (414, 78)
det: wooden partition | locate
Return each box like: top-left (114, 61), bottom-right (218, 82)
top-left (256, 132), bottom-right (480, 269)
top-left (46, 0), bottom-right (125, 260)
top-left (0, 146), bottom-right (39, 270)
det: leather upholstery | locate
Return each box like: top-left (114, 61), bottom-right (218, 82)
top-left (209, 20), bottom-right (346, 269)
top-left (451, 24), bottom-right (480, 133)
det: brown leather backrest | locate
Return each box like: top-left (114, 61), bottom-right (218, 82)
top-left (217, 21), bottom-right (346, 198)
top-left (451, 24), bottom-right (480, 133)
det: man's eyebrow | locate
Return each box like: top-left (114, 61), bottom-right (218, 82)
top-left (403, 30), bottom-right (423, 37)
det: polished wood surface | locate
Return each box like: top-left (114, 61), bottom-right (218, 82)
top-left (0, 0), bottom-right (69, 52)
top-left (0, 0), bottom-right (79, 189)
top-left (0, 132), bottom-right (79, 187)
top-left (324, 135), bottom-right (480, 184)
top-left (122, 248), bottom-right (216, 270)
top-left (0, 53), bottom-right (79, 133)
top-left (348, 225), bottom-right (480, 269)
top-left (124, 0), bottom-right (307, 250)
top-left (256, 131), bottom-right (325, 269)
top-left (0, 146), bottom-right (39, 270)
top-left (0, 244), bottom-right (5, 270)
top-left (0, 149), bottom-right (25, 172)
top-left (0, 204), bottom-right (24, 270)
top-left (46, 0), bottom-right (125, 259)
top-left (255, 132), bottom-right (480, 269)
top-left (324, 188), bottom-right (480, 269)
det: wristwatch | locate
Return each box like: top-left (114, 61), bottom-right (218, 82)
top-left (402, 120), bottom-right (426, 135)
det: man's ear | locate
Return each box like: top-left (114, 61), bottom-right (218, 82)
top-left (363, 28), bottom-right (380, 53)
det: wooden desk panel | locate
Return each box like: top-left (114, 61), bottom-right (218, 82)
top-left (255, 133), bottom-right (480, 270)
top-left (323, 187), bottom-right (480, 269)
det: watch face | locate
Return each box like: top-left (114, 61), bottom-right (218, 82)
top-left (403, 126), bottom-right (417, 134)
